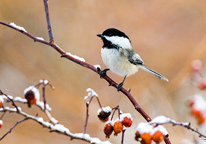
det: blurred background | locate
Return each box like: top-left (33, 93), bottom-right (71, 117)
top-left (1, 0), bottom-right (206, 144)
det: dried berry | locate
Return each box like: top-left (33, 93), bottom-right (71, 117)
top-left (98, 110), bottom-right (111, 122)
top-left (25, 90), bottom-right (35, 100)
top-left (135, 131), bottom-right (141, 141)
top-left (104, 122), bottom-right (113, 138)
top-left (24, 86), bottom-right (40, 108)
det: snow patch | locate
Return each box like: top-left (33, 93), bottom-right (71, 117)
top-left (9, 22), bottom-right (27, 32)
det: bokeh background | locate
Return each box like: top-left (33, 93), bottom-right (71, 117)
top-left (1, 0), bottom-right (206, 144)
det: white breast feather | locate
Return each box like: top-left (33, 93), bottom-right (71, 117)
top-left (101, 48), bottom-right (138, 76)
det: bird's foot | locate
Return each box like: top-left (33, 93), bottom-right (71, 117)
top-left (117, 82), bottom-right (123, 92)
top-left (99, 69), bottom-right (110, 78)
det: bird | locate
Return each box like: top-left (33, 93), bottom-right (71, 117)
top-left (97, 28), bottom-right (168, 91)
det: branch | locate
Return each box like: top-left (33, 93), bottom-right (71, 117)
top-left (0, 118), bottom-right (28, 141)
top-left (0, 106), bottom-right (111, 144)
top-left (0, 21), bottom-right (151, 122)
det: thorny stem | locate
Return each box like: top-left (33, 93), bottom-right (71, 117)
top-left (0, 118), bottom-right (28, 141)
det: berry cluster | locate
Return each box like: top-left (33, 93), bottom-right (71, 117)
top-left (135, 122), bottom-right (167, 144)
top-left (98, 106), bottom-right (133, 138)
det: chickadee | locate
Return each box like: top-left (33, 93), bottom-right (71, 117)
top-left (97, 28), bottom-right (168, 91)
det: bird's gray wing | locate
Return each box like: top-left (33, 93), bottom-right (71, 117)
top-left (119, 48), bottom-right (144, 65)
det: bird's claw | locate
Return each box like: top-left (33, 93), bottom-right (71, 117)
top-left (117, 82), bottom-right (123, 92)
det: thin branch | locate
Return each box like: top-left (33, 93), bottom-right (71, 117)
top-left (84, 96), bottom-right (94, 134)
top-left (111, 105), bottom-right (120, 120)
top-left (121, 129), bottom-right (126, 144)
top-left (96, 97), bottom-right (103, 109)
top-left (151, 119), bottom-right (206, 139)
top-left (0, 118), bottom-right (28, 141)
top-left (43, 0), bottom-right (54, 43)
top-left (0, 90), bottom-right (19, 112)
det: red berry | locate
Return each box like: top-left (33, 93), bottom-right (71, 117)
top-left (191, 109), bottom-right (205, 125)
top-left (199, 79), bottom-right (206, 90)
top-left (152, 130), bottom-right (164, 143)
top-left (141, 133), bottom-right (152, 144)
top-left (113, 121), bottom-right (123, 135)
top-left (122, 117), bottom-right (133, 127)
top-left (0, 120), bottom-right (3, 129)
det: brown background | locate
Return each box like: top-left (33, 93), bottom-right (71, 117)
top-left (1, 0), bottom-right (206, 144)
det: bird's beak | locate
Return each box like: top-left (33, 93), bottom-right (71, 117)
top-left (97, 34), bottom-right (103, 38)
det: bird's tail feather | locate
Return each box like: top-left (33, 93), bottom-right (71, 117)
top-left (139, 65), bottom-right (169, 82)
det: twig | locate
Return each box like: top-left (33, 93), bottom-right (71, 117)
top-left (0, 90), bottom-right (19, 112)
top-left (43, 0), bottom-right (54, 43)
top-left (84, 96), bottom-right (94, 134)
top-left (121, 129), bottom-right (126, 144)
top-left (35, 80), bottom-right (54, 111)
top-left (111, 105), bottom-right (121, 120)
top-left (0, 118), bottom-right (28, 141)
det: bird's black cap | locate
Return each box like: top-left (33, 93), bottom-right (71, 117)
top-left (100, 28), bottom-right (129, 39)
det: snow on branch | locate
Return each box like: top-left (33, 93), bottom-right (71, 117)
top-left (0, 86), bottom-right (112, 144)
top-left (149, 115), bottom-right (206, 139)
top-left (9, 22), bottom-right (27, 32)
